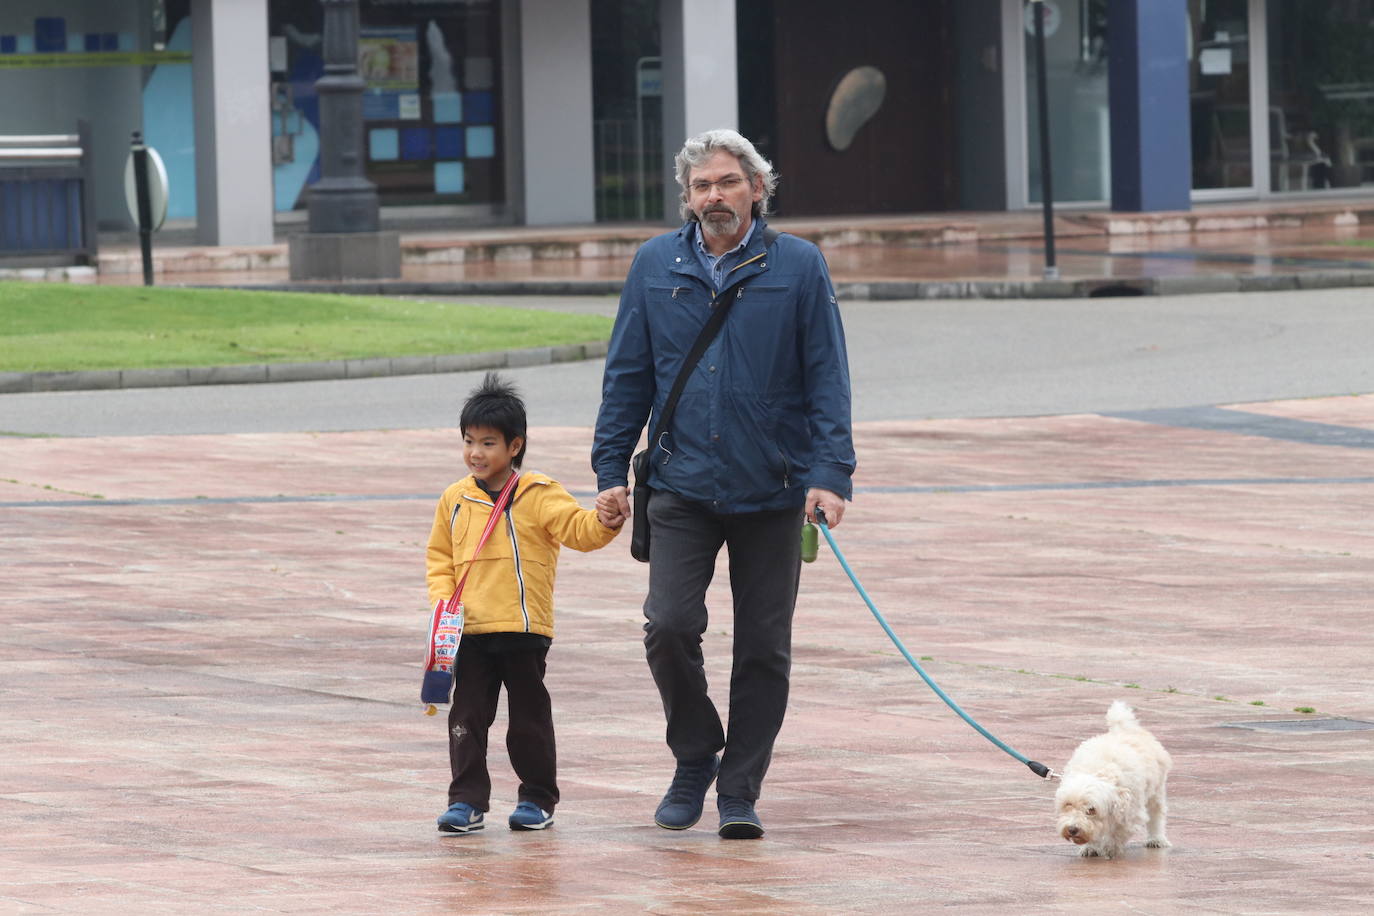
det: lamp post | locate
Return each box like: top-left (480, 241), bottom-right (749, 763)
top-left (1029, 0), bottom-right (1059, 280)
top-left (290, 0), bottom-right (400, 280)
top-left (308, 0), bottom-right (378, 232)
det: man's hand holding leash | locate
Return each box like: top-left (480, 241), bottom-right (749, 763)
top-left (807, 488), bottom-right (844, 528)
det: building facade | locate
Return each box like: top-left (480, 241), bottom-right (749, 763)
top-left (2, 0), bottom-right (1372, 246)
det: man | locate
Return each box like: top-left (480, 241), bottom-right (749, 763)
top-left (592, 128), bottom-right (854, 839)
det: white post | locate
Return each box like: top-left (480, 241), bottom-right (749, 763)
top-left (660, 0), bottom-right (738, 223)
top-left (191, 0), bottom-right (275, 245)
top-left (519, 0), bottom-right (594, 225)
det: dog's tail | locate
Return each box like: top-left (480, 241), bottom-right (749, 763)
top-left (1106, 700), bottom-right (1140, 730)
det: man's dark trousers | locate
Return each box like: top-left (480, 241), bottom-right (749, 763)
top-left (643, 489), bottom-right (804, 800)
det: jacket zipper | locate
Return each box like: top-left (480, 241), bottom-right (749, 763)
top-left (504, 500), bottom-right (530, 633)
top-left (459, 486), bottom-right (532, 633)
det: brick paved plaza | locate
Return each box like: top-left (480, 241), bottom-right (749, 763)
top-left (2, 396), bottom-right (1372, 912)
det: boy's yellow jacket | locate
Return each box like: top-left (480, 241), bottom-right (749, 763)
top-left (426, 472), bottom-right (618, 638)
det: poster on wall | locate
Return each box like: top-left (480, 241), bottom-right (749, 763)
top-left (360, 26), bottom-right (420, 120)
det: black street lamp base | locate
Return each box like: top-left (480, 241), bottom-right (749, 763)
top-left (289, 231), bottom-right (402, 281)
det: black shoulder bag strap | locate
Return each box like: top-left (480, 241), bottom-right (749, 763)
top-left (643, 226), bottom-right (780, 458)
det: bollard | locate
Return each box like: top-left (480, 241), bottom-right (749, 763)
top-left (130, 131), bottom-right (155, 287)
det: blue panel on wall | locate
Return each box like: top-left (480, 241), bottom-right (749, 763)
top-left (370, 128), bottom-right (400, 161)
top-left (0, 36), bottom-right (16, 54)
top-left (400, 128), bottom-right (431, 160)
top-left (84, 33), bottom-right (102, 52)
top-left (435, 162), bottom-right (465, 194)
top-left (464, 91), bottom-right (494, 125)
top-left (434, 127), bottom-right (463, 160)
top-left (433, 92), bottom-right (462, 124)
top-left (141, 17), bottom-right (198, 222)
top-left (35, 18), bottom-right (67, 52)
top-left (363, 91), bottom-right (400, 120)
top-left (465, 126), bottom-right (495, 159)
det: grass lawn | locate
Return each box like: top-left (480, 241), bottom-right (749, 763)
top-left (1333, 238), bottom-right (1374, 248)
top-left (0, 282), bottom-right (613, 373)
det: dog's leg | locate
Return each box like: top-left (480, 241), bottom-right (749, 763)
top-left (1144, 788), bottom-right (1171, 849)
top-left (1098, 832), bottom-right (1126, 859)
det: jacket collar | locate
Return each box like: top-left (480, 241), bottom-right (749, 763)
top-left (671, 217), bottom-right (772, 294)
top-left (459, 472), bottom-right (549, 504)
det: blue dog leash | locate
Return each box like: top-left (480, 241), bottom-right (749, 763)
top-left (814, 508), bottom-right (1057, 780)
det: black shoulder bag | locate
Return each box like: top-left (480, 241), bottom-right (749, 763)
top-left (629, 227), bottom-right (779, 562)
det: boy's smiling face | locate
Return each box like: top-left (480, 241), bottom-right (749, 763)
top-left (463, 424), bottom-right (523, 487)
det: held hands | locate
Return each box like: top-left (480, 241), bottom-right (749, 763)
top-left (595, 484), bottom-right (839, 529)
top-left (806, 487), bottom-right (845, 528)
top-left (596, 485), bottom-right (631, 529)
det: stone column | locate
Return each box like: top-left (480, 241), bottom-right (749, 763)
top-left (191, 0), bottom-right (275, 245)
top-left (519, 0), bottom-right (594, 225)
top-left (290, 0), bottom-right (401, 279)
top-left (659, 0), bottom-right (738, 224)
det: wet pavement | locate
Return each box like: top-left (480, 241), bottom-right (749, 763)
top-left (3, 394), bottom-right (1373, 912)
top-left (34, 197), bottom-right (1374, 294)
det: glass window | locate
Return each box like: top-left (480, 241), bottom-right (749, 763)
top-left (1025, 0), bottom-right (1110, 204)
top-left (268, 0), bottom-right (503, 212)
top-left (1189, 0), bottom-right (1253, 191)
top-left (1267, 0), bottom-right (1374, 191)
top-left (590, 0), bottom-right (661, 222)
top-left (0, 1), bottom-right (194, 227)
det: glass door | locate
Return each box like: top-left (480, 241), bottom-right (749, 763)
top-left (1025, 0), bottom-right (1111, 203)
top-left (1190, 0), bottom-right (1256, 192)
top-left (1267, 0), bottom-right (1374, 192)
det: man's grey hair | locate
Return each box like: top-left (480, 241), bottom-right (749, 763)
top-left (674, 128), bottom-right (778, 222)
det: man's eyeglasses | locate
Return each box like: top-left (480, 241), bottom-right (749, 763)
top-left (688, 175), bottom-right (748, 195)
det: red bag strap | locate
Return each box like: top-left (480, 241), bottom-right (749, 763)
top-left (451, 472), bottom-right (520, 602)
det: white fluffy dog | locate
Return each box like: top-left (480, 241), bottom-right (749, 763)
top-left (1054, 701), bottom-right (1172, 858)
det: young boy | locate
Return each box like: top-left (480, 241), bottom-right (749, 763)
top-left (426, 373), bottom-right (623, 833)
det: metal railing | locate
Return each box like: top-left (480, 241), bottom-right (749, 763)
top-left (594, 117), bottom-right (663, 223)
top-left (0, 120), bottom-right (98, 265)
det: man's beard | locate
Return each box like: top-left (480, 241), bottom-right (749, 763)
top-left (698, 204), bottom-right (742, 238)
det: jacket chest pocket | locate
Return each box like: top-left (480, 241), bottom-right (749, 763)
top-left (647, 284), bottom-right (700, 306)
top-left (455, 506), bottom-right (516, 562)
top-left (646, 284), bottom-right (711, 356)
top-left (734, 284), bottom-right (792, 315)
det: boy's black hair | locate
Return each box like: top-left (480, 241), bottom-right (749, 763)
top-left (460, 372), bottom-right (527, 467)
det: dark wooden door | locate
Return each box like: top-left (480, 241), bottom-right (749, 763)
top-left (765, 0), bottom-right (955, 216)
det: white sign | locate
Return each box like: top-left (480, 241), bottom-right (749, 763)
top-left (638, 67), bottom-right (661, 98)
top-left (1024, 0), bottom-right (1062, 39)
top-left (1199, 47), bottom-right (1233, 76)
top-left (269, 35), bottom-right (288, 73)
top-left (124, 146), bottom-right (169, 232)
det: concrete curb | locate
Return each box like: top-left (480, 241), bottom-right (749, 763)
top-left (0, 340), bottom-right (610, 395)
top-left (204, 268), bottom-right (1374, 301)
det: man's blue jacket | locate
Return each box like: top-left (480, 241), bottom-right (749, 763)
top-left (592, 218), bottom-right (855, 514)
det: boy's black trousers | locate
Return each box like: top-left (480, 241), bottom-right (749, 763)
top-left (446, 635), bottom-right (558, 813)
top-left (642, 489), bottom-right (804, 801)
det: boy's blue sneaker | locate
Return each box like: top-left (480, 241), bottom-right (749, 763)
top-left (508, 801), bottom-right (554, 831)
top-left (717, 794), bottom-right (764, 839)
top-left (654, 754), bottom-right (719, 830)
top-left (437, 801), bottom-right (485, 834)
